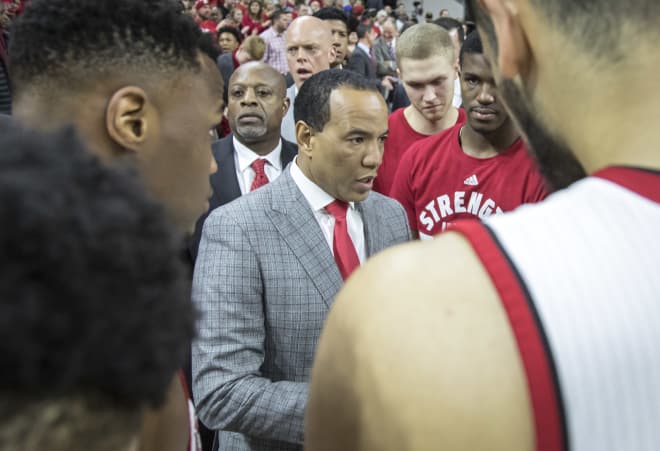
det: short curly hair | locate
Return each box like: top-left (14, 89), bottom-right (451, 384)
top-left (0, 126), bottom-right (195, 410)
top-left (9, 0), bottom-right (213, 95)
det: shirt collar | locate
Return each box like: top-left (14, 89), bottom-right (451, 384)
top-left (289, 156), bottom-right (355, 212)
top-left (233, 135), bottom-right (283, 173)
top-left (357, 42), bottom-right (371, 55)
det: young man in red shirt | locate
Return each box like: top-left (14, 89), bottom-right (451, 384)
top-left (390, 31), bottom-right (547, 239)
top-left (373, 23), bottom-right (466, 195)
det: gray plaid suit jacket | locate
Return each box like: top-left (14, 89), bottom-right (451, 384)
top-left (192, 166), bottom-right (411, 451)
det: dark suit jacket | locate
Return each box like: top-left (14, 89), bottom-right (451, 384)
top-left (346, 46), bottom-right (377, 81)
top-left (188, 134), bottom-right (298, 260)
top-left (372, 36), bottom-right (397, 77)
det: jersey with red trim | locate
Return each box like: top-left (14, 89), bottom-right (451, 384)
top-left (373, 107), bottom-right (466, 195)
top-left (390, 123), bottom-right (547, 239)
top-left (451, 167), bottom-right (660, 451)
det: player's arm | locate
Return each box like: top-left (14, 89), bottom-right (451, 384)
top-left (306, 234), bottom-right (534, 451)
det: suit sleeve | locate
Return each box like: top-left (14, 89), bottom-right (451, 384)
top-left (389, 145), bottom-right (418, 233)
top-left (345, 53), bottom-right (368, 79)
top-left (191, 210), bottom-right (308, 444)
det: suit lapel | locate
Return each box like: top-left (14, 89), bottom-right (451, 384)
top-left (357, 199), bottom-right (384, 257)
top-left (267, 170), bottom-right (343, 308)
top-left (211, 136), bottom-right (242, 205)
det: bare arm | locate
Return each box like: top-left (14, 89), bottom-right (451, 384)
top-left (306, 234), bottom-right (534, 451)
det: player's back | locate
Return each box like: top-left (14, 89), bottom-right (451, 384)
top-left (456, 167), bottom-right (660, 451)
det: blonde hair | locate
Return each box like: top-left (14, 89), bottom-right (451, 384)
top-left (241, 35), bottom-right (266, 60)
top-left (395, 23), bottom-right (454, 66)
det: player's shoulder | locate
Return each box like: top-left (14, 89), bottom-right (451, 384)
top-left (334, 231), bottom-right (493, 325)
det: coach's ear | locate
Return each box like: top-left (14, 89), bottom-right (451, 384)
top-left (478, 0), bottom-right (532, 79)
top-left (295, 120), bottom-right (313, 156)
top-left (105, 86), bottom-right (154, 152)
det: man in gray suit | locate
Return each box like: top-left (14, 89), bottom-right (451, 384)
top-left (192, 69), bottom-right (411, 451)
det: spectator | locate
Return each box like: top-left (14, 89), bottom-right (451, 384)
top-left (218, 35), bottom-right (267, 103)
top-left (192, 69), bottom-right (410, 451)
top-left (372, 24), bottom-right (465, 195)
top-left (260, 8), bottom-right (292, 74)
top-left (313, 7), bottom-right (350, 68)
top-left (372, 16), bottom-right (398, 77)
top-left (189, 62), bottom-right (297, 260)
top-left (242, 0), bottom-right (269, 35)
top-left (217, 25), bottom-right (243, 53)
top-left (0, 124), bottom-right (195, 451)
top-left (280, 16), bottom-right (335, 143)
top-left (390, 31), bottom-right (547, 239)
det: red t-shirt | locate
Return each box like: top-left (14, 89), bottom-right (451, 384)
top-left (390, 123), bottom-right (548, 239)
top-left (373, 107), bottom-right (466, 195)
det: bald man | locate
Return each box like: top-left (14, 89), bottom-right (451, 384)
top-left (280, 16), bottom-right (335, 143)
top-left (189, 62), bottom-right (296, 260)
top-left (306, 0), bottom-right (660, 450)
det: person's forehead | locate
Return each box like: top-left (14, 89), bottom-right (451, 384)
top-left (461, 53), bottom-right (492, 75)
top-left (326, 20), bottom-right (348, 32)
top-left (220, 32), bottom-right (238, 40)
top-left (231, 69), bottom-right (279, 88)
top-left (400, 55), bottom-right (454, 77)
top-left (327, 88), bottom-right (386, 121)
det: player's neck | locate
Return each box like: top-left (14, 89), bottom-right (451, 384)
top-left (460, 121), bottom-right (519, 159)
top-left (405, 105), bottom-right (458, 136)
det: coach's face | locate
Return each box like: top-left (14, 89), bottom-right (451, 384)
top-left (301, 87), bottom-right (388, 202)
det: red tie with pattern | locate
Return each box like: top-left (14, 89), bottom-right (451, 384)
top-left (326, 200), bottom-right (360, 280)
top-left (250, 159), bottom-right (269, 191)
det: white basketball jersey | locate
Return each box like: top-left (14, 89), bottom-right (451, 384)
top-left (453, 167), bottom-right (660, 451)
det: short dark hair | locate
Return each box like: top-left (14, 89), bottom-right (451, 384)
top-left (295, 69), bottom-right (380, 131)
top-left (356, 23), bottom-right (371, 39)
top-left (271, 8), bottom-right (291, 22)
top-left (314, 7), bottom-right (348, 25)
top-left (9, 0), bottom-right (213, 96)
top-left (459, 30), bottom-right (483, 68)
top-left (217, 25), bottom-right (244, 44)
top-left (0, 126), bottom-right (194, 409)
top-left (434, 17), bottom-right (465, 42)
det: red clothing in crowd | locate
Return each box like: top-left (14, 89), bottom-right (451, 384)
top-left (390, 123), bottom-right (548, 239)
top-left (373, 107), bottom-right (467, 195)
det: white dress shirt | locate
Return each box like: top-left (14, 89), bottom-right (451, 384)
top-left (233, 136), bottom-right (283, 195)
top-left (290, 157), bottom-right (366, 263)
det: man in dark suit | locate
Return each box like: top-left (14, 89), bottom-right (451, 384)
top-left (346, 24), bottom-right (394, 96)
top-left (192, 69), bottom-right (411, 451)
top-left (190, 62), bottom-right (297, 261)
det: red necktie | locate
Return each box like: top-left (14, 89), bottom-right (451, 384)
top-left (326, 200), bottom-right (360, 280)
top-left (250, 159), bottom-right (269, 191)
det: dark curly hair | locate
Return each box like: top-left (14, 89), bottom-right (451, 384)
top-left (9, 0), bottom-right (213, 94)
top-left (0, 125), bottom-right (195, 409)
top-left (294, 69), bottom-right (379, 132)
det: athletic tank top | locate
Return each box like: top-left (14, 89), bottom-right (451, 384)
top-left (452, 167), bottom-right (660, 451)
